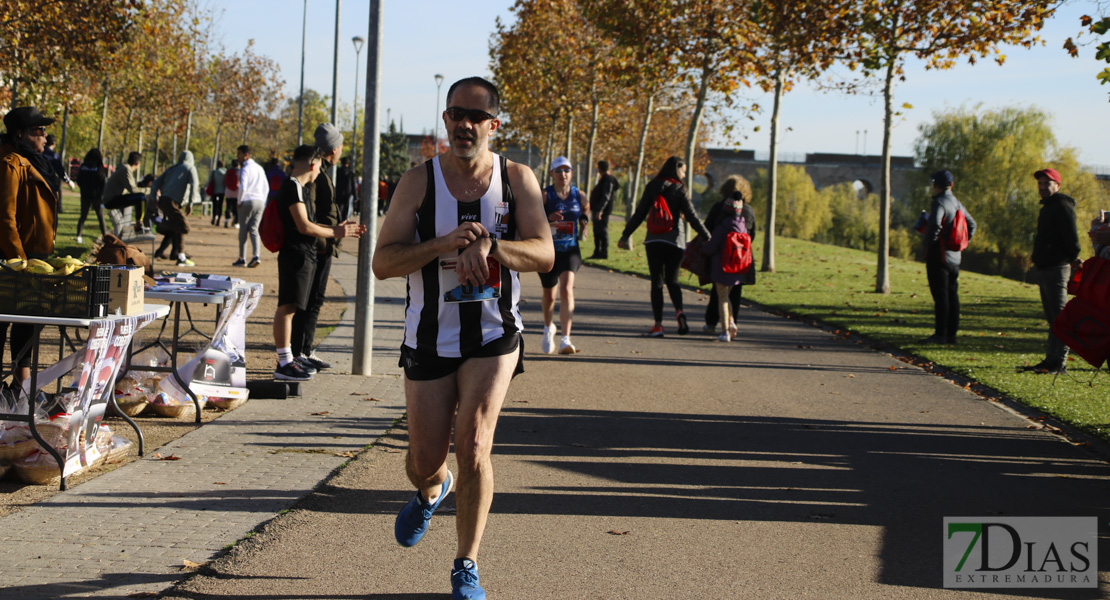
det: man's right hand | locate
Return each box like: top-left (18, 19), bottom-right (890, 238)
top-left (441, 222), bottom-right (488, 252)
top-left (617, 237), bottom-right (631, 251)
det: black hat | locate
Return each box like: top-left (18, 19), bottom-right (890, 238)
top-left (3, 106), bottom-right (55, 133)
top-left (931, 170), bottom-right (954, 187)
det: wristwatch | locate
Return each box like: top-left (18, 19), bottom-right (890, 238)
top-left (488, 236), bottom-right (499, 256)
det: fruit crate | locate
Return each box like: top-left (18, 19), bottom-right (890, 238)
top-left (0, 263), bottom-right (111, 318)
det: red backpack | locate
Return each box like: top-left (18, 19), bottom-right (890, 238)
top-left (646, 178), bottom-right (681, 234)
top-left (721, 231), bottom-right (753, 274)
top-left (944, 209), bottom-right (969, 251)
top-left (259, 199), bottom-right (284, 252)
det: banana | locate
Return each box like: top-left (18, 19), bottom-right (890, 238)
top-left (24, 264), bottom-right (55, 275)
top-left (25, 258), bottom-right (52, 269)
top-left (4, 258), bottom-right (25, 271)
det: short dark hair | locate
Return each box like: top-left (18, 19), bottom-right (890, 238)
top-left (46, 134), bottom-right (57, 146)
top-left (126, 151), bottom-right (142, 166)
top-left (340, 156), bottom-right (351, 166)
top-left (446, 77), bottom-right (500, 114)
top-left (230, 159), bottom-right (239, 168)
top-left (292, 144), bottom-right (322, 163)
top-left (237, 144), bottom-right (250, 155)
top-left (217, 160), bottom-right (224, 169)
top-left (598, 160), bottom-right (610, 172)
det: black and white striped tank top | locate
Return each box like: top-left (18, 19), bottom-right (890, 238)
top-left (402, 154), bottom-right (522, 357)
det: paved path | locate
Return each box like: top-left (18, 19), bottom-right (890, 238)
top-left (0, 252), bottom-right (407, 599)
top-left (155, 264), bottom-right (1109, 599)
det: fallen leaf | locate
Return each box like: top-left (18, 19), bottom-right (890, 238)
top-left (512, 399), bottom-right (530, 403)
top-left (631, 350), bottom-right (643, 354)
top-left (350, 392), bottom-right (369, 396)
top-left (335, 451), bottom-right (357, 458)
top-left (153, 454), bottom-right (181, 461)
top-left (378, 447), bottom-right (401, 453)
top-left (181, 559), bottom-right (205, 570)
top-left (888, 366), bottom-right (897, 371)
top-left (310, 411), bottom-right (330, 416)
top-left (607, 530), bottom-right (631, 535)
top-left (847, 374), bottom-right (856, 378)
top-left (362, 397), bottom-right (385, 402)
top-left (214, 482), bottom-right (227, 485)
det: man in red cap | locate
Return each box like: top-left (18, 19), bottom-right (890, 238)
top-left (1023, 167), bottom-right (1080, 374)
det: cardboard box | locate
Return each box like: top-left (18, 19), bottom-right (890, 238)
top-left (108, 266), bottom-right (145, 315)
top-left (196, 274), bottom-right (240, 290)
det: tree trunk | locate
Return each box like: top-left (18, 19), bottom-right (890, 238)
top-left (213, 122), bottom-right (223, 171)
top-left (585, 97), bottom-right (599, 197)
top-left (59, 103), bottom-right (70, 166)
top-left (540, 115), bottom-right (557, 188)
top-left (875, 57), bottom-right (895, 294)
top-left (564, 113), bottom-right (574, 187)
top-left (153, 127), bottom-right (161, 175)
top-left (631, 94), bottom-right (655, 216)
top-left (184, 108), bottom-right (193, 152)
top-left (123, 106), bottom-right (134, 152)
top-left (762, 68), bottom-right (786, 273)
top-left (137, 126), bottom-right (144, 176)
top-left (683, 63), bottom-right (713, 202)
top-left (97, 82), bottom-right (109, 151)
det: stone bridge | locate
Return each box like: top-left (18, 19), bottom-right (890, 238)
top-left (705, 149), bottom-right (921, 201)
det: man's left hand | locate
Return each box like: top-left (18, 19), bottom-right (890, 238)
top-left (456, 236), bottom-right (492, 285)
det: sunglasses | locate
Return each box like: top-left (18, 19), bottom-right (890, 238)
top-left (553, 168), bottom-right (572, 174)
top-left (27, 126), bottom-right (46, 137)
top-left (445, 106), bottom-right (496, 123)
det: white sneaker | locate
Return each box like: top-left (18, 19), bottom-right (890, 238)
top-left (541, 323), bottom-right (556, 354)
top-left (717, 332), bottom-right (731, 342)
top-left (75, 235), bottom-right (83, 244)
top-left (559, 336), bottom-right (577, 355)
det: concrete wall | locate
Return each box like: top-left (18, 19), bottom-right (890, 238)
top-left (705, 149), bottom-right (921, 201)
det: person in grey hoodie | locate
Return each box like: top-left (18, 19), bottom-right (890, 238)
top-left (919, 170), bottom-right (976, 345)
top-left (151, 150), bottom-right (200, 266)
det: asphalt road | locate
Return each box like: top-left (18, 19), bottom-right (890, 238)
top-left (163, 262), bottom-right (1110, 600)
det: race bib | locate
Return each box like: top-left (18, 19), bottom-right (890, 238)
top-left (440, 257), bottom-right (502, 303)
top-left (551, 220), bottom-right (575, 252)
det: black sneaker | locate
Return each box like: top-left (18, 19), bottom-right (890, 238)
top-left (293, 356), bottom-right (318, 375)
top-left (274, 361), bottom-right (312, 381)
top-left (917, 334), bottom-right (946, 345)
top-left (231, 258), bottom-right (246, 267)
top-left (302, 353), bottom-right (332, 370)
top-left (676, 312), bottom-right (689, 335)
top-left (1034, 363), bottom-right (1067, 375)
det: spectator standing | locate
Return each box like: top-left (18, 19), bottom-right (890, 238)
top-left (335, 155), bottom-right (357, 220)
top-left (588, 160), bottom-right (620, 259)
top-left (150, 150), bottom-right (200, 267)
top-left (75, 147), bottom-right (108, 242)
top-left (207, 160), bottom-right (226, 225)
top-left (539, 156), bottom-right (588, 355)
top-left (378, 178), bottom-right (389, 216)
top-left (102, 151), bottom-right (150, 235)
top-left (372, 77), bottom-right (553, 600)
top-left (617, 156), bottom-right (711, 337)
top-left (702, 175), bottom-right (757, 335)
top-left (42, 133), bottom-right (72, 213)
top-left (223, 158), bottom-right (240, 228)
top-left (290, 123), bottom-right (345, 372)
top-left (919, 170), bottom-right (976, 345)
top-left (0, 106), bottom-right (58, 382)
top-left (1022, 167), bottom-right (1081, 374)
top-left (233, 145), bottom-right (268, 267)
top-left (272, 144), bottom-right (364, 381)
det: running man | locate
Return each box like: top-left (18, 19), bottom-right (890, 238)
top-left (372, 76), bottom-right (553, 600)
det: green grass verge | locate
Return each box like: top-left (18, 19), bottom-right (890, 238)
top-left (587, 225), bottom-right (1110, 440)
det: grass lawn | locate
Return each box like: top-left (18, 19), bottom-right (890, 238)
top-left (587, 222), bottom-right (1110, 440)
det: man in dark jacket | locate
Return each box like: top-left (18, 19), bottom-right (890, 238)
top-left (1023, 167), bottom-right (1081, 374)
top-left (919, 170), bottom-right (976, 345)
top-left (335, 156), bottom-right (357, 220)
top-left (588, 160), bottom-right (620, 259)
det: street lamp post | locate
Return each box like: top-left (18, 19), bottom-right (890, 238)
top-left (352, 35), bottom-right (365, 174)
top-left (433, 73), bottom-right (444, 154)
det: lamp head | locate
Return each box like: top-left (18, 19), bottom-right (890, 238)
top-left (435, 73), bottom-right (444, 86)
top-left (352, 36), bottom-right (365, 53)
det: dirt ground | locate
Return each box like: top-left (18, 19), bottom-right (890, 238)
top-left (0, 208), bottom-right (345, 516)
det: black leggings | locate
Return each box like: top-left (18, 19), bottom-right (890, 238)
top-left (76, 194), bottom-right (107, 237)
top-left (645, 242), bottom-right (684, 323)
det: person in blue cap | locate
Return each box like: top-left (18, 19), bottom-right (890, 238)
top-left (918, 169), bottom-right (976, 345)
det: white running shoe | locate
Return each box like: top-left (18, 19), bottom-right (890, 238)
top-left (717, 332), bottom-right (731, 342)
top-left (559, 336), bottom-right (577, 354)
top-left (541, 323), bottom-right (556, 354)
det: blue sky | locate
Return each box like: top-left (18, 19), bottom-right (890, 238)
top-left (211, 1), bottom-right (1110, 167)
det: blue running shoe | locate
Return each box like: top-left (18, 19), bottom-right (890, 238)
top-left (451, 558), bottom-right (486, 600)
top-left (394, 469), bottom-right (453, 547)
